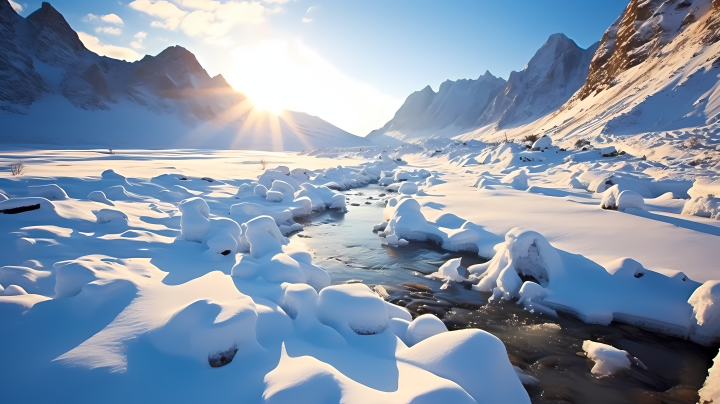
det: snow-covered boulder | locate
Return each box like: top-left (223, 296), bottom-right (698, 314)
top-left (473, 228), bottom-right (562, 299)
top-left (258, 169), bottom-right (300, 190)
top-left (397, 329), bottom-right (530, 403)
top-left (234, 183), bottom-right (254, 198)
top-left (500, 169), bottom-right (529, 190)
top-left (265, 191), bottom-right (284, 202)
top-left (178, 197), bottom-right (211, 243)
top-left (682, 179), bottom-right (720, 219)
top-left (316, 283), bottom-right (388, 336)
top-left (94, 208), bottom-right (128, 223)
top-left (398, 181), bottom-right (418, 195)
top-left (427, 258), bottom-right (465, 288)
top-left (88, 191), bottom-right (113, 206)
top-left (27, 184), bottom-right (68, 200)
top-left (599, 146), bottom-right (616, 157)
top-left (404, 314), bottom-right (447, 346)
top-left (689, 280), bottom-right (720, 346)
top-left (616, 190), bottom-right (644, 211)
top-left (254, 184), bottom-right (268, 198)
top-left (0, 197), bottom-right (55, 215)
top-left (532, 136), bottom-right (552, 150)
top-left (603, 258), bottom-right (646, 278)
top-left (517, 281), bottom-right (557, 317)
top-left (299, 183), bottom-right (345, 210)
top-left (582, 341), bottom-right (640, 377)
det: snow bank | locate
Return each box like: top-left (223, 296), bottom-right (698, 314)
top-left (0, 197), bottom-right (56, 215)
top-left (0, 266), bottom-right (53, 296)
top-left (27, 184), bottom-right (68, 200)
top-left (699, 351), bottom-right (720, 404)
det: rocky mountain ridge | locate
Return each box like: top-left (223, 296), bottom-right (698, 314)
top-left (0, 1), bottom-right (366, 150)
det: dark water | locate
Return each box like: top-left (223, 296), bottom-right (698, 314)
top-left (290, 185), bottom-right (717, 404)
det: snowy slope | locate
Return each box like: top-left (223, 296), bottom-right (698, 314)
top-left (462, 0), bottom-right (720, 165)
top-left (369, 34), bottom-right (596, 143)
top-left (367, 71), bottom-right (506, 142)
top-left (0, 1), bottom-right (367, 151)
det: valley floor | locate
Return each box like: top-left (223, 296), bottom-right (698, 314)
top-left (0, 145), bottom-right (718, 403)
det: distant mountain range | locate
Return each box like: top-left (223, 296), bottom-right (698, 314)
top-left (370, 0), bottom-right (720, 148)
top-left (0, 1), bottom-right (368, 150)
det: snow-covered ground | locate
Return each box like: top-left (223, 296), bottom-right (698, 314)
top-left (1, 143), bottom-right (718, 403)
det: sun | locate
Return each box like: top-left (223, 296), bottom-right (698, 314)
top-left (247, 91), bottom-right (284, 115)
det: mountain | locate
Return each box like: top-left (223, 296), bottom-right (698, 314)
top-left (367, 71), bottom-right (506, 142)
top-left (0, 1), bottom-right (367, 151)
top-left (488, 0), bottom-right (720, 149)
top-left (369, 33), bottom-right (597, 143)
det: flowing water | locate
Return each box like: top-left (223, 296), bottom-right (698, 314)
top-left (289, 184), bottom-right (717, 404)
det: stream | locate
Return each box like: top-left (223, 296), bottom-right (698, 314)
top-left (289, 184), bottom-right (717, 404)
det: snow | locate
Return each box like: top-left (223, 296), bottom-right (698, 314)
top-left (404, 313), bottom-right (448, 346)
top-left (532, 136), bottom-right (552, 150)
top-left (27, 184), bottom-right (68, 200)
top-left (582, 340), bottom-right (633, 377)
top-left (1, 141), bottom-right (719, 402)
top-left (88, 190), bottom-right (113, 206)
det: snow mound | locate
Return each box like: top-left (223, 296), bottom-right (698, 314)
top-left (582, 341), bottom-right (633, 377)
top-left (501, 169), bottom-right (530, 190)
top-left (27, 184), bottom-right (68, 200)
top-left (473, 228), bottom-right (560, 299)
top-left (532, 136), bottom-right (552, 150)
top-left (427, 257), bottom-right (466, 287)
top-left (682, 179), bottom-right (720, 219)
top-left (398, 329), bottom-right (530, 403)
top-left (0, 197), bottom-right (56, 215)
top-left (94, 208), bottom-right (128, 224)
top-left (316, 283), bottom-right (388, 336)
top-left (178, 197), bottom-right (211, 242)
top-left (398, 182), bottom-right (418, 195)
top-left (88, 191), bottom-right (113, 206)
top-left (0, 266), bottom-right (53, 296)
top-left (689, 280), bottom-right (720, 346)
top-left (517, 281), bottom-right (557, 317)
top-left (405, 314), bottom-right (448, 346)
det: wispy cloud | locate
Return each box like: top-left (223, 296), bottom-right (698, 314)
top-left (129, 0), bottom-right (187, 30)
top-left (131, 31), bottom-right (147, 49)
top-left (302, 18), bottom-right (312, 23)
top-left (83, 13), bottom-right (125, 26)
top-left (131, 1), bottom-right (271, 44)
top-left (95, 26), bottom-right (122, 35)
top-left (302, 5), bottom-right (316, 23)
top-left (78, 32), bottom-right (141, 62)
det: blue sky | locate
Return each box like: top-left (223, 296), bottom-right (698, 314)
top-left (10, 0), bottom-right (629, 135)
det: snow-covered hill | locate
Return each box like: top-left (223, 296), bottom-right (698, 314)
top-left (0, 1), bottom-right (367, 151)
top-left (371, 0), bottom-right (720, 167)
top-left (369, 34), bottom-right (597, 143)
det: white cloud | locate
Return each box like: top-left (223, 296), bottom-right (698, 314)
top-left (9, 0), bottom-right (22, 12)
top-left (131, 31), bottom-right (148, 49)
top-left (262, 0), bottom-right (289, 3)
top-left (82, 13), bottom-right (100, 22)
top-left (78, 32), bottom-right (141, 62)
top-left (129, 0), bottom-right (188, 30)
top-left (179, 2), bottom-right (265, 43)
top-left (83, 13), bottom-right (124, 26)
top-left (302, 18), bottom-right (311, 23)
top-left (225, 40), bottom-right (402, 135)
top-left (101, 13), bottom-right (124, 26)
top-left (95, 26), bottom-right (122, 35)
